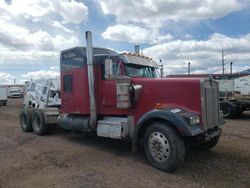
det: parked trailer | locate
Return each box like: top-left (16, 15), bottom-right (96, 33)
top-left (20, 31), bottom-right (223, 172)
top-left (0, 86), bottom-right (8, 106)
top-left (217, 75), bottom-right (250, 118)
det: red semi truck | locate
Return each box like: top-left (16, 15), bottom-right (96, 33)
top-left (20, 31), bottom-right (223, 172)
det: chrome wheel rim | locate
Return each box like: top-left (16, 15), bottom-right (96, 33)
top-left (148, 131), bottom-right (170, 162)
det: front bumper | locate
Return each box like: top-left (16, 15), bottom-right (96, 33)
top-left (191, 126), bottom-right (222, 144)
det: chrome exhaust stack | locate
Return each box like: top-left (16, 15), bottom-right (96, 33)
top-left (85, 31), bottom-right (97, 129)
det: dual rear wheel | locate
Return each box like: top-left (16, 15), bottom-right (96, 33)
top-left (19, 109), bottom-right (48, 135)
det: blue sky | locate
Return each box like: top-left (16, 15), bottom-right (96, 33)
top-left (0, 0), bottom-right (250, 84)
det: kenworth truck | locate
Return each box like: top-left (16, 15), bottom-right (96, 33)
top-left (20, 31), bottom-right (223, 172)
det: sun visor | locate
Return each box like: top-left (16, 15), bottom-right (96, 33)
top-left (122, 54), bottom-right (158, 67)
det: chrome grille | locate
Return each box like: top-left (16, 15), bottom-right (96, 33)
top-left (201, 79), bottom-right (220, 130)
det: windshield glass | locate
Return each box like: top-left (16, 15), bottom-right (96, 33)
top-left (10, 90), bottom-right (19, 93)
top-left (124, 64), bottom-right (156, 78)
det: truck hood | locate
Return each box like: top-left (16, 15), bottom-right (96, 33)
top-left (131, 77), bottom-right (202, 115)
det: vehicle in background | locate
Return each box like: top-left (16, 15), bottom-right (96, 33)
top-left (19, 31), bottom-right (223, 172)
top-left (216, 75), bottom-right (250, 118)
top-left (22, 78), bottom-right (60, 109)
top-left (0, 86), bottom-right (8, 106)
top-left (9, 87), bottom-right (23, 98)
top-left (20, 78), bottom-right (61, 133)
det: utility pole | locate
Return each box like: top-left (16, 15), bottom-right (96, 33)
top-left (230, 62), bottom-right (233, 74)
top-left (188, 62), bottom-right (191, 75)
top-left (159, 59), bottom-right (163, 78)
top-left (222, 50), bottom-right (225, 74)
top-left (134, 45), bottom-right (140, 54)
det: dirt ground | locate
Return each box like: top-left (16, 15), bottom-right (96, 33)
top-left (0, 99), bottom-right (249, 188)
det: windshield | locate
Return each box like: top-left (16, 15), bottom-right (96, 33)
top-left (10, 90), bottom-right (19, 93)
top-left (125, 64), bottom-right (156, 78)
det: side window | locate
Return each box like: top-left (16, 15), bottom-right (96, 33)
top-left (30, 83), bottom-right (36, 91)
top-left (63, 75), bottom-right (72, 92)
top-left (101, 58), bottom-right (123, 80)
top-left (62, 51), bottom-right (77, 59)
top-left (42, 87), bottom-right (48, 95)
top-left (61, 50), bottom-right (85, 72)
top-left (112, 62), bottom-right (122, 76)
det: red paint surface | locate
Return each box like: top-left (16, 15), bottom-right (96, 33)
top-left (61, 68), bottom-right (90, 114)
top-left (61, 65), bottom-right (202, 126)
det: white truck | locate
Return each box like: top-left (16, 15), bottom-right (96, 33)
top-left (20, 78), bottom-right (61, 133)
top-left (217, 75), bottom-right (250, 118)
top-left (0, 86), bottom-right (8, 106)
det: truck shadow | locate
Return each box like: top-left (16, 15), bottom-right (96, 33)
top-left (51, 127), bottom-right (249, 181)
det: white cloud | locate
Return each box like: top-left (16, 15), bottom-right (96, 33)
top-left (0, 0), bottom-right (50, 18)
top-left (0, 19), bottom-right (31, 49)
top-left (0, 0), bottom-right (85, 83)
top-left (50, 0), bottom-right (88, 24)
top-left (98, 0), bottom-right (242, 26)
top-left (51, 21), bottom-right (73, 33)
top-left (0, 72), bottom-right (13, 85)
top-left (0, 49), bottom-right (58, 63)
top-left (0, 20), bottom-right (80, 51)
top-left (102, 24), bottom-right (173, 44)
top-left (21, 70), bottom-right (59, 80)
top-left (0, 20), bottom-right (80, 60)
top-left (0, 0), bottom-right (88, 24)
top-left (145, 33), bottom-right (250, 75)
top-left (0, 0), bottom-right (85, 57)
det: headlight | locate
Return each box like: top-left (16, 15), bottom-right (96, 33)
top-left (189, 116), bottom-right (200, 125)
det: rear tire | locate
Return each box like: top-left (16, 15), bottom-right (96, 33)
top-left (20, 109), bottom-right (33, 132)
top-left (3, 102), bottom-right (6, 106)
top-left (220, 102), bottom-right (237, 119)
top-left (32, 110), bottom-right (48, 135)
top-left (144, 122), bottom-right (186, 172)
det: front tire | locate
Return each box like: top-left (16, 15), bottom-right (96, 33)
top-left (32, 110), bottom-right (48, 135)
top-left (144, 122), bottom-right (186, 172)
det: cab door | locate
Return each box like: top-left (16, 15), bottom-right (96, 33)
top-left (98, 57), bottom-right (123, 111)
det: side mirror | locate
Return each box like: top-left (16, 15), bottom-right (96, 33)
top-left (104, 59), bottom-right (113, 79)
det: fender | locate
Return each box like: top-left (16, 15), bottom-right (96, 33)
top-left (132, 109), bottom-right (204, 152)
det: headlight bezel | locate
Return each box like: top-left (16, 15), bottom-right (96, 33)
top-left (189, 116), bottom-right (200, 125)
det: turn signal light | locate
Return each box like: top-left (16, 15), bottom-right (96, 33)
top-left (155, 103), bottom-right (165, 109)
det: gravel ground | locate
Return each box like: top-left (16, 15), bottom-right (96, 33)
top-left (0, 99), bottom-right (249, 188)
